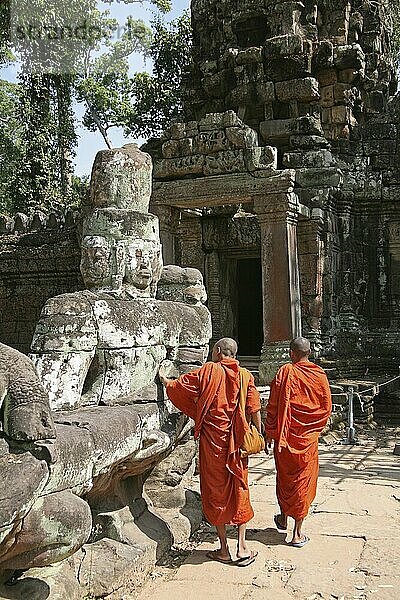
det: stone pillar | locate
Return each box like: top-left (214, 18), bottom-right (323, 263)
top-left (254, 190), bottom-right (302, 383)
top-left (297, 208), bottom-right (325, 356)
top-left (388, 221), bottom-right (400, 323)
top-left (176, 209), bottom-right (205, 274)
top-left (151, 204), bottom-right (178, 266)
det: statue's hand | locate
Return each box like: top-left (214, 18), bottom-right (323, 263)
top-left (158, 360), bottom-right (179, 385)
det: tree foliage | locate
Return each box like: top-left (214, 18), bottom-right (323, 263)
top-left (128, 11), bottom-right (192, 138)
top-left (76, 10), bottom-right (192, 144)
top-left (0, 0), bottom-right (180, 215)
top-left (0, 80), bottom-right (24, 214)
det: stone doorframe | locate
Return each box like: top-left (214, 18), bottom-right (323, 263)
top-left (152, 168), bottom-right (309, 383)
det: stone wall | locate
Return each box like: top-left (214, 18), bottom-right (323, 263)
top-left (0, 212), bottom-right (83, 353)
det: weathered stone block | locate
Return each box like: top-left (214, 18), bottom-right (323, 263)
top-left (297, 116), bottom-right (324, 135)
top-left (261, 115), bottom-right (323, 142)
top-left (154, 155), bottom-right (205, 179)
top-left (222, 111), bottom-right (243, 127)
top-left (76, 538), bottom-right (148, 598)
top-left (203, 150), bottom-right (246, 175)
top-left (318, 69), bottom-right (338, 87)
top-left (296, 168), bottom-right (343, 188)
top-left (275, 77), bottom-right (320, 102)
top-left (382, 187), bottom-right (400, 203)
top-left (170, 123), bottom-right (186, 139)
top-left (321, 107), bottom-right (332, 123)
top-left (283, 149), bottom-right (334, 169)
top-left (338, 68), bottom-right (359, 83)
top-left (264, 34), bottom-right (304, 57)
top-left (198, 113), bottom-right (225, 131)
top-left (334, 82), bottom-right (352, 102)
top-left (364, 123), bottom-right (397, 140)
top-left (334, 44), bottom-right (365, 70)
top-left (226, 126), bottom-right (258, 148)
top-left (261, 118), bottom-right (297, 141)
top-left (202, 69), bottom-right (233, 99)
top-left (313, 41), bottom-right (334, 69)
top-left (157, 265), bottom-right (207, 305)
top-left (256, 79), bottom-right (275, 102)
top-left (236, 47), bottom-right (263, 65)
top-left (331, 105), bottom-right (356, 125)
top-left (193, 130), bottom-right (230, 154)
top-left (89, 145), bottom-right (152, 211)
top-left (229, 83), bottom-right (254, 105)
top-left (321, 85), bottom-right (335, 107)
top-left (244, 146), bottom-right (278, 171)
top-left (290, 135), bottom-right (330, 149)
top-left (162, 138), bottom-right (193, 159)
top-left (364, 140), bottom-right (397, 156)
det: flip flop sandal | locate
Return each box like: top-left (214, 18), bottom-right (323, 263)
top-left (206, 551), bottom-right (232, 564)
top-left (235, 550), bottom-right (258, 567)
top-left (289, 535), bottom-right (310, 548)
top-left (274, 514), bottom-right (287, 532)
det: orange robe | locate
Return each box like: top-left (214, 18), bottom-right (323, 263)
top-left (265, 361), bottom-right (332, 520)
top-left (166, 358), bottom-right (261, 525)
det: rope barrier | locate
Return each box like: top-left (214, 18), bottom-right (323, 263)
top-left (341, 368), bottom-right (400, 445)
top-left (356, 371), bottom-right (400, 396)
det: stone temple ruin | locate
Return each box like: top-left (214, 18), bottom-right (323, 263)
top-left (147, 0), bottom-right (400, 389)
top-left (1, 0), bottom-right (400, 595)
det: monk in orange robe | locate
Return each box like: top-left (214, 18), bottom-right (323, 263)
top-left (159, 338), bottom-right (261, 565)
top-left (265, 337), bottom-right (332, 547)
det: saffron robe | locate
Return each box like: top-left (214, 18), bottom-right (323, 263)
top-left (166, 358), bottom-right (261, 525)
top-left (265, 361), bottom-right (332, 520)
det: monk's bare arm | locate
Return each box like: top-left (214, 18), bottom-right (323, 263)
top-left (250, 410), bottom-right (262, 433)
top-left (246, 373), bottom-right (262, 433)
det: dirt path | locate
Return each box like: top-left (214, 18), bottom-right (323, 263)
top-left (135, 426), bottom-right (400, 600)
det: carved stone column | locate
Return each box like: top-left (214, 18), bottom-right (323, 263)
top-left (388, 221), bottom-right (400, 323)
top-left (151, 204), bottom-right (179, 266)
top-left (254, 189), bottom-right (302, 383)
top-left (297, 208), bottom-right (325, 356)
top-left (175, 209), bottom-right (205, 274)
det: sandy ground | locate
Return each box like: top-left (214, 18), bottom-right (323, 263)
top-left (134, 426), bottom-right (400, 600)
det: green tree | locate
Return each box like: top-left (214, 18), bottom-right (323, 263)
top-left (75, 12), bottom-right (152, 148)
top-left (128, 11), bottom-right (192, 138)
top-left (76, 10), bottom-right (192, 144)
top-left (0, 80), bottom-right (24, 213)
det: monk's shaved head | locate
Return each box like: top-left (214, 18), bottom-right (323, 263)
top-left (213, 337), bottom-right (238, 358)
top-left (290, 337), bottom-right (311, 359)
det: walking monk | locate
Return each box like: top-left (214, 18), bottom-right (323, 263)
top-left (265, 337), bottom-right (332, 547)
top-left (159, 338), bottom-right (261, 566)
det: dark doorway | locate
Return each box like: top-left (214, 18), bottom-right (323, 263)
top-left (237, 258), bottom-right (263, 356)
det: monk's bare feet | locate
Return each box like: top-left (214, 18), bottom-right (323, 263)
top-left (236, 547), bottom-right (258, 566)
top-left (206, 549), bottom-right (232, 563)
top-left (289, 534), bottom-right (309, 548)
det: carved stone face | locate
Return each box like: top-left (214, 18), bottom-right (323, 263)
top-left (80, 235), bottom-right (112, 289)
top-left (124, 239), bottom-right (163, 297)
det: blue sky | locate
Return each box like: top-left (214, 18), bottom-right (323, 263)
top-left (2, 0), bottom-right (190, 176)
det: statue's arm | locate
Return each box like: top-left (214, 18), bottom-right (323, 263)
top-left (30, 294), bottom-right (97, 411)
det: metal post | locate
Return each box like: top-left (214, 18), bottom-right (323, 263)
top-left (342, 386), bottom-right (357, 445)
